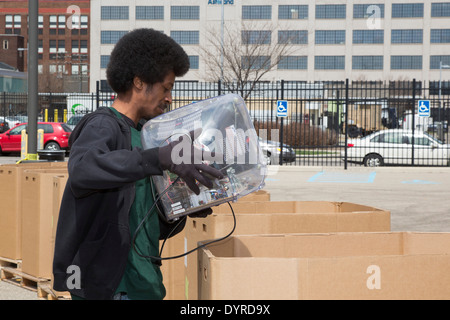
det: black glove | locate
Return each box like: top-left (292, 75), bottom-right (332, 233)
top-left (188, 207), bottom-right (213, 218)
top-left (158, 131), bottom-right (224, 195)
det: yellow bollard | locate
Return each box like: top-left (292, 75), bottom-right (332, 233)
top-left (54, 109), bottom-right (58, 122)
top-left (44, 109), bottom-right (48, 122)
top-left (63, 109), bottom-right (68, 123)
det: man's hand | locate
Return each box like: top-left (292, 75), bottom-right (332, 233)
top-left (188, 207), bottom-right (212, 218)
top-left (158, 131), bottom-right (224, 195)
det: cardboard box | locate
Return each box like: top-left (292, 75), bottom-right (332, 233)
top-left (50, 175), bottom-right (69, 297)
top-left (199, 232), bottom-right (450, 300)
top-left (52, 175), bottom-right (68, 240)
top-left (184, 201), bottom-right (391, 299)
top-left (21, 169), bottom-right (68, 279)
top-left (236, 190), bottom-right (270, 202)
top-left (161, 191), bottom-right (270, 300)
top-left (0, 162), bottom-right (67, 260)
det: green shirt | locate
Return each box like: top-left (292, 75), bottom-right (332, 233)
top-left (112, 108), bottom-right (165, 300)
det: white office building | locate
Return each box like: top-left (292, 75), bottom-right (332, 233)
top-left (90, 0), bottom-right (450, 92)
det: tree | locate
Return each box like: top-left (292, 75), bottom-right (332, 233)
top-left (199, 21), bottom-right (303, 100)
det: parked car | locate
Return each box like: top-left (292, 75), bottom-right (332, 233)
top-left (0, 122), bottom-right (72, 154)
top-left (342, 129), bottom-right (450, 167)
top-left (66, 115), bottom-right (84, 130)
top-left (258, 138), bottom-right (296, 165)
top-left (0, 116), bottom-right (25, 133)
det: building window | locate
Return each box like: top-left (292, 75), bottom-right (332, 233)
top-left (49, 40), bottom-right (57, 53)
top-left (430, 56), bottom-right (450, 69)
top-left (242, 30), bottom-right (271, 45)
top-left (171, 6), bottom-right (199, 20)
top-left (2, 40), bottom-right (8, 50)
top-left (14, 15), bottom-right (21, 28)
top-left (315, 56), bottom-right (345, 69)
top-left (353, 4), bottom-right (385, 18)
top-left (315, 30), bottom-right (345, 44)
top-left (314, 56), bottom-right (345, 70)
top-left (278, 5), bottom-right (308, 19)
top-left (353, 30), bottom-right (384, 44)
top-left (242, 5), bottom-right (272, 19)
top-left (100, 55), bottom-right (110, 69)
top-left (431, 3), bottom-right (450, 17)
top-left (352, 56), bottom-right (384, 70)
top-left (49, 64), bottom-right (57, 73)
top-left (72, 40), bottom-right (79, 53)
top-left (315, 5), bottom-right (346, 19)
top-left (101, 31), bottom-right (128, 44)
top-left (431, 29), bottom-right (450, 43)
top-left (5, 15), bottom-right (21, 35)
top-left (5, 15), bottom-right (12, 28)
top-left (278, 30), bottom-right (308, 44)
top-left (391, 56), bottom-right (422, 69)
top-left (80, 40), bottom-right (87, 53)
top-left (278, 56), bottom-right (307, 70)
top-left (58, 40), bottom-right (65, 53)
top-left (392, 3), bottom-right (424, 18)
top-left (101, 6), bottom-right (129, 20)
top-left (136, 6), bottom-right (164, 20)
top-left (189, 56), bottom-right (199, 69)
top-left (49, 15), bottom-right (57, 29)
top-left (391, 29), bottom-right (423, 43)
top-left (241, 56), bottom-right (271, 69)
top-left (170, 31), bottom-right (199, 44)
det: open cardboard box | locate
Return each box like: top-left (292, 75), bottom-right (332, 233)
top-left (199, 232), bottom-right (450, 300)
top-left (182, 201), bottom-right (390, 300)
top-left (160, 189), bottom-right (269, 300)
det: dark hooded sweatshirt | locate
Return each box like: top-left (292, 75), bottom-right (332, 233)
top-left (52, 107), bottom-right (183, 300)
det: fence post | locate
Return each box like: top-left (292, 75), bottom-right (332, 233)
top-left (279, 80), bottom-right (284, 166)
top-left (344, 79), bottom-right (349, 170)
top-left (411, 79), bottom-right (416, 166)
top-left (96, 80), bottom-right (100, 110)
top-left (218, 79), bottom-right (221, 96)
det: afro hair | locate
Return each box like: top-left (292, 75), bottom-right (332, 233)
top-left (106, 28), bottom-right (190, 93)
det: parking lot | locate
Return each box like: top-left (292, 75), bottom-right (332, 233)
top-left (264, 165), bottom-right (450, 232)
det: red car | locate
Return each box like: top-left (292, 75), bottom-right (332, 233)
top-left (0, 122), bottom-right (72, 154)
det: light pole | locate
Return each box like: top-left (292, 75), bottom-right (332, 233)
top-left (26, 0), bottom-right (39, 161)
top-left (220, 0), bottom-right (224, 82)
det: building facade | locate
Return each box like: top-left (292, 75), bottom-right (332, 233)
top-left (90, 0), bottom-right (450, 93)
top-left (0, 0), bottom-right (90, 92)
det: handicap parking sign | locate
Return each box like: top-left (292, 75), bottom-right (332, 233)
top-left (277, 100), bottom-right (288, 118)
top-left (418, 100), bottom-right (430, 117)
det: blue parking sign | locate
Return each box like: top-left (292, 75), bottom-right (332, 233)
top-left (277, 100), bottom-right (288, 118)
top-left (418, 100), bottom-right (430, 117)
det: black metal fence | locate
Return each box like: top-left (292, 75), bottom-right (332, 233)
top-left (1, 79), bottom-right (449, 167)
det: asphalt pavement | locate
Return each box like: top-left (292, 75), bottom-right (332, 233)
top-left (1, 155), bottom-right (450, 299)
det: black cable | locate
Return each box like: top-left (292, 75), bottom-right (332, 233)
top-left (131, 181), bottom-right (236, 262)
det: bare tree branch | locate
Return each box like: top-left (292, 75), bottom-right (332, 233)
top-left (199, 20), bottom-right (302, 100)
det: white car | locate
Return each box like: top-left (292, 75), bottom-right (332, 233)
top-left (342, 129), bottom-right (450, 167)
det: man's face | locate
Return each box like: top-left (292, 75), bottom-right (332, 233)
top-left (139, 71), bottom-right (175, 120)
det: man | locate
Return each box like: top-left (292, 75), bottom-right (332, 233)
top-left (52, 28), bottom-right (223, 300)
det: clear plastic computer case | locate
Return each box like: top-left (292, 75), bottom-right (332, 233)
top-left (141, 93), bottom-right (267, 221)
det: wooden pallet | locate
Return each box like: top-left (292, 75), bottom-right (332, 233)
top-left (0, 266), bottom-right (49, 293)
top-left (37, 282), bottom-right (71, 300)
top-left (0, 256), bottom-right (22, 269)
